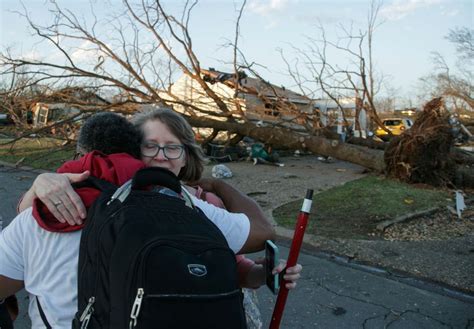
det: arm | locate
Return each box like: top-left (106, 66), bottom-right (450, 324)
top-left (196, 178), bottom-right (275, 253)
top-left (187, 184), bottom-right (301, 289)
top-left (18, 172), bottom-right (90, 225)
top-left (236, 255), bottom-right (255, 286)
top-left (0, 277), bottom-right (23, 300)
top-left (0, 212), bottom-right (27, 299)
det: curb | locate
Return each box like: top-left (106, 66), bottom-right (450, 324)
top-left (275, 226), bottom-right (474, 304)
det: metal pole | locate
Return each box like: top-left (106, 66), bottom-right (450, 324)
top-left (269, 189), bottom-right (313, 329)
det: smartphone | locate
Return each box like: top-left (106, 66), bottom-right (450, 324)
top-left (265, 240), bottom-right (280, 294)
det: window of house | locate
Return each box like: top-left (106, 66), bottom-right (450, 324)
top-left (38, 108), bottom-right (49, 124)
top-left (264, 103), bottom-right (279, 117)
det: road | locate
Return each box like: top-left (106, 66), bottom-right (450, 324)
top-left (1, 165), bottom-right (473, 328)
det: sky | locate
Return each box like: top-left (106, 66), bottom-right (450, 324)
top-left (0, 0), bottom-right (472, 107)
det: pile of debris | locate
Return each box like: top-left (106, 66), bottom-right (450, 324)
top-left (383, 209), bottom-right (474, 241)
top-left (384, 97), bottom-right (456, 187)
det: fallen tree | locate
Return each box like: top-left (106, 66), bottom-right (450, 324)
top-left (187, 115), bottom-right (385, 171)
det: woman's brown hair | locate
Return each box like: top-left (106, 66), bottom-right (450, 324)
top-left (132, 107), bottom-right (206, 182)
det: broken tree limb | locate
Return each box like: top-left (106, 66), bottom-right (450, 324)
top-left (376, 207), bottom-right (440, 232)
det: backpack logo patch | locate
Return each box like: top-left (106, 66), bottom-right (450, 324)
top-left (187, 264), bottom-right (207, 277)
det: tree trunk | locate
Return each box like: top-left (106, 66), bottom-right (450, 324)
top-left (186, 115), bottom-right (385, 171)
top-left (347, 136), bottom-right (387, 150)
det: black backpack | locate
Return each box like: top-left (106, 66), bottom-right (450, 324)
top-left (72, 167), bottom-right (246, 329)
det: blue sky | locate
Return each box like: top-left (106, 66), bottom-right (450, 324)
top-left (1, 0), bottom-right (472, 105)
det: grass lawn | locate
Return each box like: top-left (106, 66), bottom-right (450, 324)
top-left (273, 175), bottom-right (452, 239)
top-left (0, 137), bottom-right (75, 170)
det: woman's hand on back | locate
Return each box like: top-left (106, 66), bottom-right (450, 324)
top-left (29, 172), bottom-right (90, 225)
top-left (189, 178), bottom-right (217, 194)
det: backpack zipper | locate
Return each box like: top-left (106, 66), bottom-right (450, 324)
top-left (127, 237), bottom-right (234, 327)
top-left (129, 288), bottom-right (144, 329)
top-left (145, 289), bottom-right (241, 300)
top-left (79, 297), bottom-right (95, 329)
top-left (78, 205), bottom-right (127, 328)
top-left (133, 236), bottom-right (231, 288)
top-left (107, 180), bottom-right (132, 205)
top-left (126, 236), bottom-right (231, 317)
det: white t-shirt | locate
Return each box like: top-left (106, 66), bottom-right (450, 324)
top-left (0, 199), bottom-right (249, 328)
top-left (0, 208), bottom-right (81, 329)
top-left (191, 195), bottom-right (250, 253)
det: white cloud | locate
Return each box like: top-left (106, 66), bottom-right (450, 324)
top-left (247, 0), bottom-right (296, 30)
top-left (69, 40), bottom-right (111, 67)
top-left (264, 20), bottom-right (278, 30)
top-left (380, 0), bottom-right (443, 21)
top-left (248, 0), bottom-right (292, 16)
top-left (20, 50), bottom-right (42, 61)
top-left (71, 40), bottom-right (99, 62)
top-left (441, 9), bottom-right (459, 17)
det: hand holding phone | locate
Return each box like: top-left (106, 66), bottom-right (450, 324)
top-left (265, 240), bottom-right (280, 294)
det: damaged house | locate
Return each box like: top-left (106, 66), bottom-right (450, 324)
top-left (168, 68), bottom-right (314, 131)
top-left (313, 98), bottom-right (368, 138)
top-left (31, 88), bottom-right (110, 127)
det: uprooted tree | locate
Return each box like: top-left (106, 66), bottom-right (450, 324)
top-left (385, 97), bottom-right (474, 188)
top-left (385, 97), bottom-right (456, 186)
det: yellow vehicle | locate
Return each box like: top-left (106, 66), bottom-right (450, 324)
top-left (375, 118), bottom-right (413, 140)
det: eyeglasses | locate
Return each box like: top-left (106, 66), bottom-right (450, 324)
top-left (141, 142), bottom-right (185, 159)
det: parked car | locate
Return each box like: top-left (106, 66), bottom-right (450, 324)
top-left (375, 118), bottom-right (413, 140)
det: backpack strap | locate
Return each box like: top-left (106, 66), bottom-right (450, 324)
top-left (72, 176), bottom-right (117, 192)
top-left (107, 168), bottom-right (186, 206)
top-left (36, 296), bottom-right (52, 329)
top-left (180, 186), bottom-right (196, 209)
top-left (131, 167), bottom-right (181, 194)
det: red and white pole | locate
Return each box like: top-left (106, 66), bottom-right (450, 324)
top-left (269, 189), bottom-right (313, 329)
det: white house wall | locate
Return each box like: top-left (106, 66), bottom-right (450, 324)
top-left (169, 74), bottom-right (314, 129)
top-left (169, 74), bottom-right (246, 120)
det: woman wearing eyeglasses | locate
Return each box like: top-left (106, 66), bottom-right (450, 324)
top-left (132, 109), bottom-right (302, 328)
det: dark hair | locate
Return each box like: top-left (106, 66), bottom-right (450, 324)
top-left (132, 107), bottom-right (205, 182)
top-left (77, 112), bottom-right (141, 158)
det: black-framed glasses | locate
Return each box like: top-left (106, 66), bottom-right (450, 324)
top-left (141, 142), bottom-right (185, 159)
